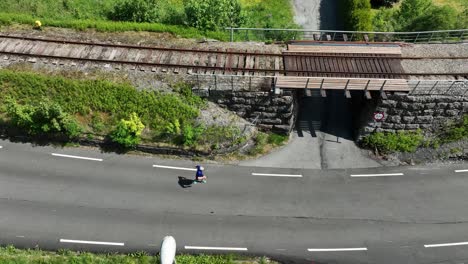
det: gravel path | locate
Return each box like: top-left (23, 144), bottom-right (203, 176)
top-left (292, 0), bottom-right (341, 30)
top-left (401, 43), bottom-right (468, 80)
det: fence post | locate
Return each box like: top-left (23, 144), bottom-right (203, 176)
top-left (230, 28), bottom-right (234, 42)
top-left (429, 81), bottom-right (439, 95)
top-left (414, 33), bottom-right (420, 43)
top-left (428, 32), bottom-right (434, 43)
top-left (460, 31), bottom-right (466, 41)
top-left (411, 80), bottom-right (421, 95)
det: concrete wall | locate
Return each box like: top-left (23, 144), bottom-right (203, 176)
top-left (358, 93), bottom-right (468, 139)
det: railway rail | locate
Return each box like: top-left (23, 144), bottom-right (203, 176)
top-left (0, 34), bottom-right (466, 78)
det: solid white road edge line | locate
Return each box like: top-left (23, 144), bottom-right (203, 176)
top-left (350, 173), bottom-right (404, 177)
top-left (307, 248), bottom-right (368, 252)
top-left (59, 239), bottom-right (124, 246)
top-left (51, 153), bottom-right (103, 162)
top-left (455, 169), bottom-right (468, 173)
top-left (424, 241), bottom-right (468, 248)
top-left (251, 173), bottom-right (303, 178)
top-left (184, 246), bottom-right (248, 251)
top-left (153, 165), bottom-right (197, 171)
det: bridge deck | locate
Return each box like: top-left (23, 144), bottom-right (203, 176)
top-left (276, 76), bottom-right (409, 91)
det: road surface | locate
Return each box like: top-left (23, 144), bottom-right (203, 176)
top-left (1, 139), bottom-right (468, 263)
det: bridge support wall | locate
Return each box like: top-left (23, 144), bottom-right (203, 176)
top-left (357, 93), bottom-right (468, 140)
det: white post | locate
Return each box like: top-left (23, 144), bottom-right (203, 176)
top-left (160, 236), bottom-right (177, 264)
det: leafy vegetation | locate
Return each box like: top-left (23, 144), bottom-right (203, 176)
top-left (0, 70), bottom-right (249, 151)
top-left (340, 0), bottom-right (374, 31)
top-left (362, 130), bottom-right (424, 153)
top-left (110, 112), bottom-right (145, 148)
top-left (247, 132), bottom-right (287, 156)
top-left (363, 115), bottom-right (468, 154)
top-left (0, 0), bottom-right (297, 40)
top-left (184, 0), bottom-right (243, 31)
top-left (0, 245), bottom-right (276, 264)
top-left (436, 115), bottom-right (468, 144)
top-left (372, 0), bottom-right (467, 31)
top-left (5, 97), bottom-right (82, 138)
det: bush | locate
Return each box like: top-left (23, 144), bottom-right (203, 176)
top-left (438, 115), bottom-right (468, 144)
top-left (267, 133), bottom-right (288, 146)
top-left (108, 0), bottom-right (161, 23)
top-left (110, 112), bottom-right (145, 148)
top-left (373, 0), bottom-right (462, 32)
top-left (184, 0), bottom-right (244, 31)
top-left (362, 130), bottom-right (424, 153)
top-left (5, 97), bottom-right (82, 138)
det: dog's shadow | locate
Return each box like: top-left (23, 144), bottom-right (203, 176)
top-left (178, 176), bottom-right (194, 188)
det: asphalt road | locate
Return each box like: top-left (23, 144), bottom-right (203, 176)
top-left (1, 139), bottom-right (468, 263)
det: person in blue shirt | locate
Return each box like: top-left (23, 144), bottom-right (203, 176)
top-left (194, 165), bottom-right (207, 184)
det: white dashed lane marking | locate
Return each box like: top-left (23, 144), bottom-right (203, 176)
top-left (59, 239), bottom-right (124, 246)
top-left (307, 247), bottom-right (368, 252)
top-left (153, 165), bottom-right (197, 171)
top-left (251, 173), bottom-right (303, 178)
top-left (184, 246), bottom-right (248, 251)
top-left (424, 241), bottom-right (468, 248)
top-left (350, 173), bottom-right (404, 177)
top-left (51, 153), bottom-right (103, 162)
top-left (455, 169), bottom-right (468, 173)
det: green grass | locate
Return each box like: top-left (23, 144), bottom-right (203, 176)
top-left (0, 69), bottom-right (202, 131)
top-left (0, 69), bottom-right (248, 150)
top-left (0, 69), bottom-right (204, 144)
top-left (0, 13), bottom-right (228, 40)
top-left (0, 0), bottom-right (298, 40)
top-left (0, 245), bottom-right (274, 264)
top-left (362, 115), bottom-right (468, 154)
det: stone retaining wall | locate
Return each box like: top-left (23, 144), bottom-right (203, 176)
top-left (358, 93), bottom-right (468, 139)
top-left (206, 90), bottom-right (297, 134)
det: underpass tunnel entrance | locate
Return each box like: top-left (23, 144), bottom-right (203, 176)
top-left (295, 90), bottom-right (376, 140)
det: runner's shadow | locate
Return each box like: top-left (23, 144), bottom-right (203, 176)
top-left (178, 176), bottom-right (194, 188)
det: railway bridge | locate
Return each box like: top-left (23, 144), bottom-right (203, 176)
top-left (0, 33), bottom-right (466, 138)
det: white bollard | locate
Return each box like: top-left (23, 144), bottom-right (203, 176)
top-left (160, 236), bottom-right (177, 264)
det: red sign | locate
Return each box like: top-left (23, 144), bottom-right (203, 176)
top-left (373, 112), bottom-right (385, 122)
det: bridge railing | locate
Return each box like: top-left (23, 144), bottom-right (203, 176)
top-left (226, 28), bottom-right (468, 43)
top-left (189, 74), bottom-right (468, 97)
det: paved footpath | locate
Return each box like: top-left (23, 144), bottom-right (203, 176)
top-left (1, 139), bottom-right (468, 263)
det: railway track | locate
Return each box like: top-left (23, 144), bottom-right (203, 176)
top-left (0, 34), bottom-right (466, 78)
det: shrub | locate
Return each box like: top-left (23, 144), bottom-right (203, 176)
top-left (108, 0), bottom-right (161, 23)
top-left (5, 97), bottom-right (82, 138)
top-left (362, 130), bottom-right (424, 153)
top-left (438, 115), bottom-right (468, 144)
top-left (110, 112), bottom-right (145, 148)
top-left (181, 123), bottom-right (204, 146)
top-left (184, 0), bottom-right (244, 31)
top-left (249, 132), bottom-right (268, 155)
top-left (267, 133), bottom-right (288, 146)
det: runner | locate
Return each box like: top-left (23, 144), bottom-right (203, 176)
top-left (193, 165), bottom-right (207, 184)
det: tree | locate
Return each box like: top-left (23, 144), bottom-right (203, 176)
top-left (396, 0), bottom-right (432, 30)
top-left (110, 112), bottom-right (145, 148)
top-left (404, 5), bottom-right (457, 31)
top-left (184, 0), bottom-right (244, 31)
top-left (373, 8), bottom-right (396, 32)
top-left (341, 0), bottom-right (373, 31)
